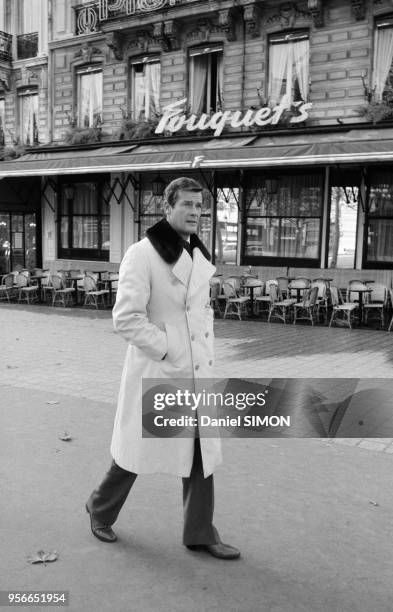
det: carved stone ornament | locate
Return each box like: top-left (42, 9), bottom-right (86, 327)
top-left (152, 22), bottom-right (165, 48)
top-left (0, 70), bottom-right (10, 91)
top-left (125, 31), bottom-right (152, 53)
top-left (218, 8), bottom-right (236, 42)
top-left (74, 43), bottom-right (102, 62)
top-left (105, 31), bottom-right (124, 60)
top-left (243, 3), bottom-right (261, 38)
top-left (164, 20), bottom-right (180, 51)
top-left (351, 0), bottom-right (366, 19)
top-left (307, 0), bottom-right (323, 27)
top-left (186, 19), bottom-right (214, 43)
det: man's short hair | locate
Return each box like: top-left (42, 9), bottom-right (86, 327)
top-left (164, 177), bottom-right (203, 208)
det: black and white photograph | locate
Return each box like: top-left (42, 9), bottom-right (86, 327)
top-left (1, 0), bottom-right (393, 610)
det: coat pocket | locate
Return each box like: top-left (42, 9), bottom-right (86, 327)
top-left (164, 323), bottom-right (184, 365)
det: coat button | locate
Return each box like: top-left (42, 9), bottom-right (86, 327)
top-left (195, 364), bottom-right (200, 371)
top-left (205, 332), bottom-right (209, 338)
top-left (209, 360), bottom-right (213, 366)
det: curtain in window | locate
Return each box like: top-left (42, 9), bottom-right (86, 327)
top-left (190, 55), bottom-right (207, 114)
top-left (78, 71), bottom-right (102, 127)
top-left (373, 27), bottom-right (393, 101)
top-left (293, 40), bottom-right (309, 102)
top-left (216, 52), bottom-right (224, 110)
top-left (133, 66), bottom-right (146, 120)
top-left (269, 43), bottom-right (289, 106)
top-left (19, 94), bottom-right (38, 145)
top-left (22, 0), bottom-right (41, 33)
top-left (147, 62), bottom-right (160, 118)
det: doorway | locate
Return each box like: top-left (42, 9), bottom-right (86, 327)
top-left (328, 186), bottom-right (358, 269)
top-left (0, 212), bottom-right (39, 273)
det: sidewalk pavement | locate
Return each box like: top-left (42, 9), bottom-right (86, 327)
top-left (1, 304), bottom-right (393, 611)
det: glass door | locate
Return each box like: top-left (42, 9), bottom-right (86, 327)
top-left (328, 187), bottom-right (358, 269)
top-left (0, 212), bottom-right (38, 273)
top-left (0, 214), bottom-right (10, 273)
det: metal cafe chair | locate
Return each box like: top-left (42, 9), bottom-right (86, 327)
top-left (276, 276), bottom-right (290, 299)
top-left (83, 275), bottom-right (109, 309)
top-left (254, 279), bottom-right (277, 316)
top-left (363, 283), bottom-right (388, 328)
top-left (329, 286), bottom-right (358, 329)
top-left (15, 271), bottom-right (39, 304)
top-left (50, 273), bottom-right (75, 307)
top-left (293, 286), bottom-right (319, 326)
top-left (267, 284), bottom-right (296, 324)
top-left (222, 279), bottom-right (250, 320)
top-left (311, 280), bottom-right (329, 324)
top-left (0, 273), bottom-right (16, 302)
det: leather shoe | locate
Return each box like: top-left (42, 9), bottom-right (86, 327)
top-left (85, 504), bottom-right (117, 543)
top-left (186, 542), bottom-right (240, 560)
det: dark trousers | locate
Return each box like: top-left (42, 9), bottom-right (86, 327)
top-left (87, 439), bottom-right (217, 545)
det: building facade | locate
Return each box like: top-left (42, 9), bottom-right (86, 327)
top-left (0, 0), bottom-right (393, 283)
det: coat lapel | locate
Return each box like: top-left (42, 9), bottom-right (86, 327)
top-left (187, 248), bottom-right (216, 297)
top-left (172, 249), bottom-right (193, 286)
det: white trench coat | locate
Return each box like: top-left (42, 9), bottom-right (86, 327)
top-left (110, 223), bottom-right (222, 478)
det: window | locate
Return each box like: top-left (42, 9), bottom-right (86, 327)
top-left (189, 46), bottom-right (223, 114)
top-left (77, 67), bottom-right (103, 128)
top-left (58, 180), bottom-right (110, 261)
top-left (365, 170), bottom-right (393, 266)
top-left (17, 0), bottom-right (41, 59)
top-left (372, 19), bottom-right (393, 102)
top-left (268, 32), bottom-right (309, 107)
top-left (0, 98), bottom-right (5, 145)
top-left (215, 186), bottom-right (239, 265)
top-left (18, 90), bottom-right (39, 145)
top-left (130, 57), bottom-right (161, 120)
top-left (244, 172), bottom-right (323, 266)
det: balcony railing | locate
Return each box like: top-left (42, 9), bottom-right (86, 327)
top-left (0, 31), bottom-right (12, 62)
top-left (75, 2), bottom-right (99, 35)
top-left (98, 0), bottom-right (198, 21)
top-left (17, 32), bottom-right (38, 60)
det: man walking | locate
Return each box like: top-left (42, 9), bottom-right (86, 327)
top-left (86, 177), bottom-right (240, 560)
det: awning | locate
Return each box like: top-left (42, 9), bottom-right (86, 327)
top-left (0, 128), bottom-right (393, 178)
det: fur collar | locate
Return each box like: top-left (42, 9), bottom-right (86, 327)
top-left (146, 218), bottom-right (211, 264)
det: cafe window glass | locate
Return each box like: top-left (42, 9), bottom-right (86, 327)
top-left (77, 67), bottom-right (103, 128)
top-left (215, 186), bottom-right (239, 265)
top-left (189, 46), bottom-right (223, 114)
top-left (372, 19), bottom-right (393, 103)
top-left (18, 90), bottom-right (39, 145)
top-left (268, 31), bottom-right (309, 107)
top-left (365, 171), bottom-right (393, 265)
top-left (58, 180), bottom-right (109, 260)
top-left (131, 57), bottom-right (160, 120)
top-left (245, 173), bottom-right (323, 265)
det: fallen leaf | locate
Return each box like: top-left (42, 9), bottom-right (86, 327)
top-left (27, 550), bottom-right (58, 565)
top-left (369, 500), bottom-right (380, 507)
top-left (46, 400), bottom-right (59, 405)
top-left (59, 433), bottom-right (72, 442)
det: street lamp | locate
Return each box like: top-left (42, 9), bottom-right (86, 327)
top-left (152, 174), bottom-right (166, 197)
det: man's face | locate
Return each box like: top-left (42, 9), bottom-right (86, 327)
top-left (166, 189), bottom-right (203, 239)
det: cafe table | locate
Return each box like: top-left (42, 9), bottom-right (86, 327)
top-left (350, 287), bottom-right (372, 325)
top-left (240, 280), bottom-right (263, 318)
top-left (105, 276), bottom-right (119, 306)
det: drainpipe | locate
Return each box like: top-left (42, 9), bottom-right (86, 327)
top-left (47, 0), bottom-right (53, 143)
top-left (240, 8), bottom-right (246, 110)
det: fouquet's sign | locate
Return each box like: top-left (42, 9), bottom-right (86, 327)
top-left (155, 98), bottom-right (313, 138)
